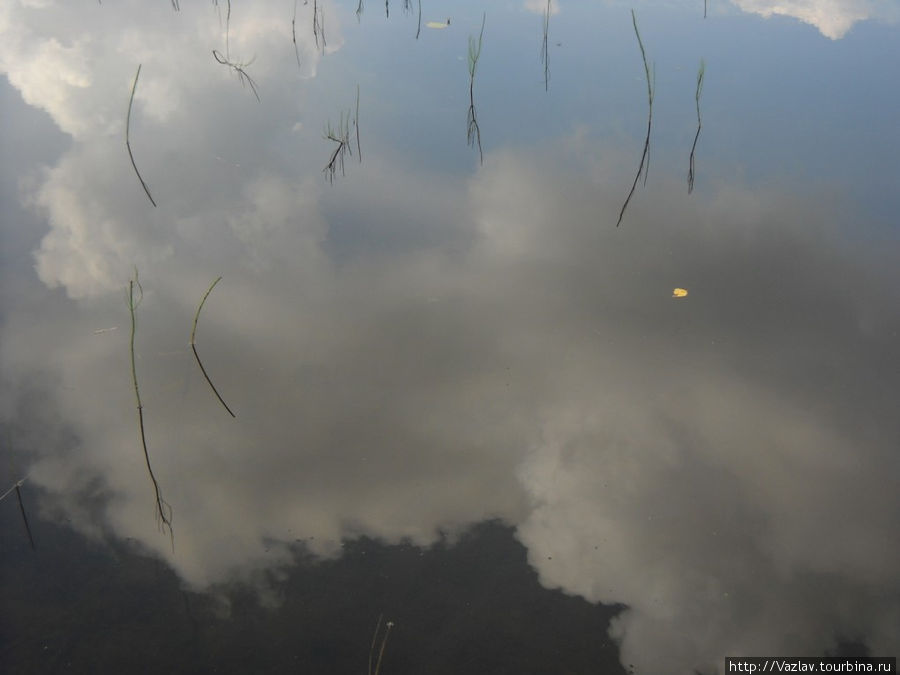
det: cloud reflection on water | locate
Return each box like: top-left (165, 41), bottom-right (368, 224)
top-left (1, 1), bottom-right (899, 674)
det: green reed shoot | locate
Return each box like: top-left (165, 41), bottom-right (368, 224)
top-left (126, 65), bottom-right (157, 207)
top-left (128, 270), bottom-right (174, 549)
top-left (191, 276), bottom-right (236, 417)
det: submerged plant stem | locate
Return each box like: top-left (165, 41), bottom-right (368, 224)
top-left (191, 276), bottom-right (236, 418)
top-left (129, 272), bottom-right (174, 549)
top-left (126, 65), bottom-right (157, 207)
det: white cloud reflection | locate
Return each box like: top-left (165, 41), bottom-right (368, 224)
top-left (730, 0), bottom-right (898, 38)
top-left (2, 2), bottom-right (899, 674)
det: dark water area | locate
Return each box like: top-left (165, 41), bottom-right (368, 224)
top-left (1, 515), bottom-right (623, 674)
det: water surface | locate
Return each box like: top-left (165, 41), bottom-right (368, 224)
top-left (1, 1), bottom-right (898, 673)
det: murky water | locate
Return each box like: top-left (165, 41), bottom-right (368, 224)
top-left (1, 1), bottom-right (898, 673)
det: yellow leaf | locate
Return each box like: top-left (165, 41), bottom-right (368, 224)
top-left (672, 288), bottom-right (688, 298)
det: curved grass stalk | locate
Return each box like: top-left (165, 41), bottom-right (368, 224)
top-left (126, 65), bottom-right (157, 207)
top-left (688, 58), bottom-right (705, 194)
top-left (129, 271), bottom-right (174, 549)
top-left (616, 10), bottom-right (654, 227)
top-left (190, 276), bottom-right (236, 418)
top-left (416, 0), bottom-right (421, 39)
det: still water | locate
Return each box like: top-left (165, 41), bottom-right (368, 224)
top-left (1, 1), bottom-right (898, 673)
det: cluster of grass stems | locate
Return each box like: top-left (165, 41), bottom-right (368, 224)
top-left (212, 0), bottom-right (260, 101)
top-left (323, 86), bottom-right (361, 182)
top-left (314, 0), bottom-right (327, 52)
top-left (1, 478), bottom-right (35, 550)
top-left (616, 10), bottom-right (654, 227)
top-left (467, 14), bottom-right (486, 165)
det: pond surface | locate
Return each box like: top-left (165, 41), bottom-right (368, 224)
top-left (1, 1), bottom-right (898, 673)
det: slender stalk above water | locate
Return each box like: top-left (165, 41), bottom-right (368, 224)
top-left (541, 0), bottom-right (551, 91)
top-left (191, 276), bottom-right (235, 418)
top-left (616, 10), bottom-right (654, 227)
top-left (323, 88), bottom-right (361, 182)
top-left (128, 270), bottom-right (174, 549)
top-left (416, 0), bottom-right (422, 39)
top-left (1, 478), bottom-right (35, 550)
top-left (126, 65), bottom-right (157, 207)
top-left (15, 484), bottom-right (35, 550)
top-left (467, 13), bottom-right (486, 165)
top-left (688, 58), bottom-right (705, 194)
top-left (355, 84), bottom-right (362, 162)
top-left (292, 0), bottom-right (303, 70)
top-left (368, 614), bottom-right (394, 675)
top-left (213, 1), bottom-right (260, 101)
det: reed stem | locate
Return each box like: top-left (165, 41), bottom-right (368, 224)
top-left (126, 65), bottom-right (157, 207)
top-left (190, 276), bottom-right (236, 417)
top-left (616, 10), bottom-right (654, 227)
top-left (128, 271), bottom-right (174, 550)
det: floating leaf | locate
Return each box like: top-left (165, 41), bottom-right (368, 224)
top-left (672, 288), bottom-right (688, 298)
